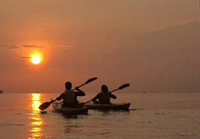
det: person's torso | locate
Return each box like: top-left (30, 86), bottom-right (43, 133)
top-left (98, 92), bottom-right (111, 104)
top-left (63, 90), bottom-right (77, 103)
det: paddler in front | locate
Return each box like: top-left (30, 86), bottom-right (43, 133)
top-left (56, 81), bottom-right (85, 108)
top-left (92, 85), bottom-right (117, 104)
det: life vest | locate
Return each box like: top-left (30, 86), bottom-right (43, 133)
top-left (63, 90), bottom-right (77, 104)
top-left (98, 92), bottom-right (111, 104)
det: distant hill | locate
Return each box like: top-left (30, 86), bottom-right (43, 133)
top-left (140, 21), bottom-right (200, 52)
top-left (118, 21), bottom-right (200, 93)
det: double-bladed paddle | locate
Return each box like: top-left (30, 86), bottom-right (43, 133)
top-left (109, 83), bottom-right (130, 93)
top-left (83, 83), bottom-right (130, 105)
top-left (75, 77), bottom-right (98, 89)
top-left (38, 77), bottom-right (98, 110)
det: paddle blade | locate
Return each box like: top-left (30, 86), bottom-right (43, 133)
top-left (39, 102), bottom-right (51, 110)
top-left (118, 83), bottom-right (130, 90)
top-left (85, 77), bottom-right (98, 84)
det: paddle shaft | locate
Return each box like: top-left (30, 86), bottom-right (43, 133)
top-left (73, 83), bottom-right (88, 90)
top-left (73, 77), bottom-right (97, 89)
top-left (109, 88), bottom-right (119, 93)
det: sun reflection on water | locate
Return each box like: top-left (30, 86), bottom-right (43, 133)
top-left (30, 93), bottom-right (43, 139)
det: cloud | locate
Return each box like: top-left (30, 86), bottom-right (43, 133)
top-left (21, 44), bottom-right (43, 48)
top-left (2, 44), bottom-right (44, 50)
top-left (2, 45), bottom-right (20, 49)
top-left (18, 56), bottom-right (31, 61)
top-left (51, 45), bottom-right (73, 49)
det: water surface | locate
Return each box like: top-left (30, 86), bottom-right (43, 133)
top-left (0, 92), bottom-right (199, 139)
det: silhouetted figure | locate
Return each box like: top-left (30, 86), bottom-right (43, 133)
top-left (56, 81), bottom-right (85, 108)
top-left (92, 85), bottom-right (117, 104)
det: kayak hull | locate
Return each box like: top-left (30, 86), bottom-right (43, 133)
top-left (52, 101), bottom-right (88, 115)
top-left (85, 103), bottom-right (131, 111)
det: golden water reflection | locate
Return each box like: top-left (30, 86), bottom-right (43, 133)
top-left (30, 93), bottom-right (43, 139)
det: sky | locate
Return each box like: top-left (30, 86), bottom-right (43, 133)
top-left (0, 0), bottom-right (200, 93)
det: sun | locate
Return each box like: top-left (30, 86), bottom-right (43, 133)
top-left (31, 55), bottom-right (41, 65)
top-left (28, 50), bottom-right (44, 66)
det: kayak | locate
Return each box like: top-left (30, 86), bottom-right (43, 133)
top-left (84, 103), bottom-right (131, 111)
top-left (52, 101), bottom-right (88, 115)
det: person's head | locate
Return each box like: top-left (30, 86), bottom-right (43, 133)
top-left (65, 81), bottom-right (72, 90)
top-left (101, 85), bottom-right (108, 92)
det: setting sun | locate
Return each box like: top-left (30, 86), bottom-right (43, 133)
top-left (31, 55), bottom-right (41, 65)
top-left (29, 50), bottom-right (44, 65)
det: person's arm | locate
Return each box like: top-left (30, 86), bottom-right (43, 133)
top-left (92, 95), bottom-right (98, 101)
top-left (110, 93), bottom-right (117, 99)
top-left (74, 87), bottom-right (85, 96)
top-left (56, 93), bottom-right (64, 101)
top-left (92, 93), bottom-right (102, 101)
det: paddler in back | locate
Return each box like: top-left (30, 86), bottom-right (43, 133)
top-left (56, 81), bottom-right (85, 108)
top-left (92, 85), bottom-right (117, 104)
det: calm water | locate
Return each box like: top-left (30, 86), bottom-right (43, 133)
top-left (0, 92), bottom-right (200, 139)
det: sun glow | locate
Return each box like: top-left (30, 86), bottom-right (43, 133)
top-left (31, 55), bottom-right (41, 64)
top-left (30, 51), bottom-right (43, 65)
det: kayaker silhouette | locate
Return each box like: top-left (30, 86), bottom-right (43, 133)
top-left (56, 81), bottom-right (85, 108)
top-left (92, 85), bottom-right (117, 104)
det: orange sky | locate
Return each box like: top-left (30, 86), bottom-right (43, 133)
top-left (0, 0), bottom-right (200, 93)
